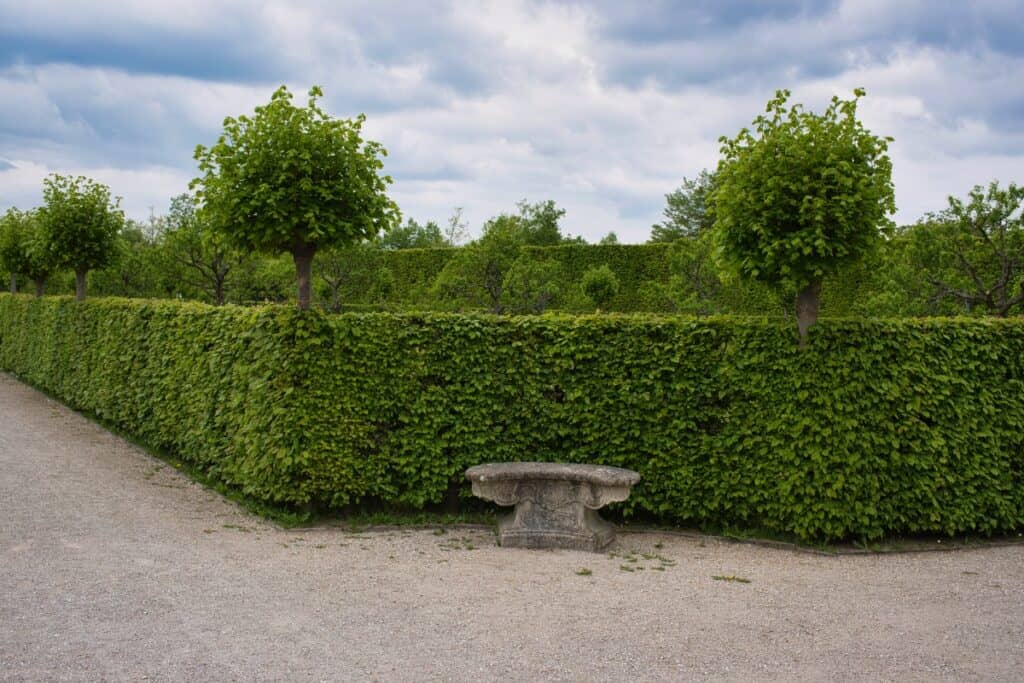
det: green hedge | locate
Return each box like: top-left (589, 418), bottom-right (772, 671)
top-left (343, 248), bottom-right (458, 305)
top-left (334, 242), bottom-right (879, 316)
top-left (2, 294), bottom-right (1022, 541)
top-left (522, 243), bottom-right (673, 311)
top-left (331, 244), bottom-right (673, 311)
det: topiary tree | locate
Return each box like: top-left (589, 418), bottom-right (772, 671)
top-left (712, 89), bottom-right (895, 346)
top-left (1, 208), bottom-right (58, 296)
top-left (38, 175), bottom-right (124, 301)
top-left (192, 85), bottom-right (399, 309)
top-left (581, 264), bottom-right (620, 311)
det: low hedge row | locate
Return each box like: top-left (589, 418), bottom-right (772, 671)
top-left (331, 242), bottom-right (884, 316)
top-left (521, 243), bottom-right (673, 311)
top-left (2, 294), bottom-right (1022, 541)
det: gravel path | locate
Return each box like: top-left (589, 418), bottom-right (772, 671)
top-left (1, 372), bottom-right (1023, 682)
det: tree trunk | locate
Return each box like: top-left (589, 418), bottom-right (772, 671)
top-left (214, 278), bottom-right (225, 306)
top-left (75, 269), bottom-right (87, 301)
top-left (34, 279), bottom-right (45, 298)
top-left (292, 243), bottom-right (317, 310)
top-left (330, 283), bottom-right (341, 313)
top-left (796, 279), bottom-right (821, 349)
top-left (9, 273), bottom-right (16, 294)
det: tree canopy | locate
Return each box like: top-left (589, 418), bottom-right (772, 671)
top-left (159, 193), bottom-right (242, 305)
top-left (379, 218), bottom-right (450, 250)
top-left (915, 181), bottom-right (1024, 317)
top-left (1, 208), bottom-right (56, 295)
top-left (38, 174), bottom-right (124, 300)
top-left (650, 170), bottom-right (717, 242)
top-left (712, 88), bottom-right (895, 345)
top-left (516, 199), bottom-right (568, 246)
top-left (192, 85), bottom-right (399, 308)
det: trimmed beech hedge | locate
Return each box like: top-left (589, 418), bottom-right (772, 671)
top-left (2, 294), bottom-right (1022, 541)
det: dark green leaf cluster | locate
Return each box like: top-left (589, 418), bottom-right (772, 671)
top-left (3, 295), bottom-right (1021, 542)
top-left (713, 89), bottom-right (896, 289)
top-left (519, 243), bottom-right (674, 312)
top-left (650, 169), bottom-right (717, 242)
top-left (379, 218), bottom-right (450, 250)
top-left (500, 258), bottom-right (561, 314)
top-left (581, 264), bottom-right (619, 309)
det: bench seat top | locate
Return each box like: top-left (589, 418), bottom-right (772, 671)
top-left (465, 462), bottom-right (640, 488)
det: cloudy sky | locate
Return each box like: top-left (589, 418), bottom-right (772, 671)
top-left (1, 0), bottom-right (1021, 243)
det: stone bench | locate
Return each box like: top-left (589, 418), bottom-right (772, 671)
top-left (464, 462), bottom-right (641, 552)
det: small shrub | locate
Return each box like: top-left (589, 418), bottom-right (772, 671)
top-left (581, 265), bottom-right (619, 310)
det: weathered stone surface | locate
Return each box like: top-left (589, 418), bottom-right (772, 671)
top-left (465, 462), bottom-right (640, 552)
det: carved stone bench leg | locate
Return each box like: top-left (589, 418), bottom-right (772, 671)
top-left (496, 480), bottom-right (616, 552)
top-left (465, 463), bottom-right (640, 552)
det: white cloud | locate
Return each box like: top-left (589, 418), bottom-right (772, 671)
top-left (0, 158), bottom-right (194, 218)
top-left (1, 0), bottom-right (1021, 243)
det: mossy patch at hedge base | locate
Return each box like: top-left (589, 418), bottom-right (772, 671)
top-left (1, 294), bottom-right (1021, 542)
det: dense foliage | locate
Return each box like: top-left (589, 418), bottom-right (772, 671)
top-left (713, 89), bottom-right (896, 344)
top-left (2, 294), bottom-right (1021, 542)
top-left (649, 170), bottom-right (717, 242)
top-left (581, 264), bottom-right (619, 310)
top-left (192, 85), bottom-right (399, 308)
top-left (38, 174), bottom-right (124, 301)
top-left (0, 208), bottom-right (55, 296)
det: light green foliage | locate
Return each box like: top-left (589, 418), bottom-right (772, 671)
top-left (915, 181), bottom-right (1024, 317)
top-left (500, 256), bottom-right (561, 314)
top-left (379, 218), bottom-right (450, 250)
top-left (581, 264), bottom-right (620, 310)
top-left (713, 89), bottom-right (895, 291)
top-left (38, 174), bottom-right (124, 298)
top-left (599, 231), bottom-right (619, 245)
top-left (650, 169), bottom-right (717, 242)
top-left (1, 208), bottom-right (57, 292)
top-left (430, 214), bottom-right (525, 312)
top-left (192, 85), bottom-right (399, 307)
top-left (2, 295), bottom-right (1022, 542)
top-left (193, 85), bottom-right (398, 254)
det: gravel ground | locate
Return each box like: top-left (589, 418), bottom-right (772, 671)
top-left (2, 372), bottom-right (1023, 682)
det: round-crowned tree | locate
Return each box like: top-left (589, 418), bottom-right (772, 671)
top-left (0, 208), bottom-right (28, 293)
top-left (712, 89), bottom-right (895, 346)
top-left (192, 86), bottom-right (399, 309)
top-left (38, 175), bottom-right (124, 301)
top-left (0, 208), bottom-right (58, 297)
top-left (581, 264), bottom-right (620, 311)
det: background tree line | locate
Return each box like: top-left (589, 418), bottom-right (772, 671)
top-left (4, 174), bottom-right (1021, 319)
top-left (3, 85), bottom-right (1021, 322)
